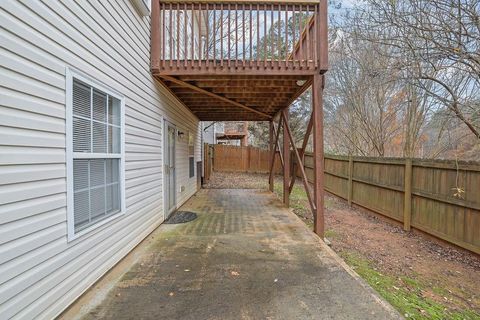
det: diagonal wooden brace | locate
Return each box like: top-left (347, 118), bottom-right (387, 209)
top-left (282, 110), bottom-right (316, 214)
top-left (289, 110), bottom-right (314, 194)
top-left (269, 117), bottom-right (284, 187)
top-left (272, 121), bottom-right (284, 168)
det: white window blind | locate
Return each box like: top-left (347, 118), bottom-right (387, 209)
top-left (68, 75), bottom-right (124, 237)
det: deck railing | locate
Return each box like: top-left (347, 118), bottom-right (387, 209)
top-left (151, 0), bottom-right (328, 74)
top-left (224, 121), bottom-right (247, 135)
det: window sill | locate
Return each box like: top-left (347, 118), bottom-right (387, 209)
top-left (67, 209), bottom-right (125, 243)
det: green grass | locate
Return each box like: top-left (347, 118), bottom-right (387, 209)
top-left (341, 252), bottom-right (480, 320)
top-left (324, 229), bottom-right (338, 239)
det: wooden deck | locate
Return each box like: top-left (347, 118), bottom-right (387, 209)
top-left (150, 0), bottom-right (328, 237)
top-left (150, 0), bottom-right (327, 121)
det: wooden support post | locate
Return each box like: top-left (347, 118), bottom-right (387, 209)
top-left (269, 121), bottom-right (274, 192)
top-left (319, 0), bottom-right (328, 70)
top-left (404, 158), bottom-right (412, 231)
top-left (283, 111), bottom-right (290, 206)
top-left (347, 155), bottom-right (353, 206)
top-left (150, 0), bottom-right (161, 72)
top-left (313, 74), bottom-right (324, 238)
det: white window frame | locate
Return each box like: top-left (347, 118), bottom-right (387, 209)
top-left (66, 67), bottom-right (126, 242)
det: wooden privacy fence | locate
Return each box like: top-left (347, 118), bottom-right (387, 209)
top-left (318, 155), bottom-right (479, 255)
top-left (211, 145), bottom-right (480, 254)
top-left (213, 144), bottom-right (282, 173)
top-left (204, 143), bottom-right (214, 182)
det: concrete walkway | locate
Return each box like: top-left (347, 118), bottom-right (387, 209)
top-left (68, 189), bottom-right (401, 320)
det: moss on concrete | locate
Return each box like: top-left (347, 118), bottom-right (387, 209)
top-left (341, 252), bottom-right (480, 320)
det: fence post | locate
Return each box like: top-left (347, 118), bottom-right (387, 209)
top-left (347, 155), bottom-right (353, 206)
top-left (403, 158), bottom-right (412, 231)
top-left (204, 143), bottom-right (208, 182)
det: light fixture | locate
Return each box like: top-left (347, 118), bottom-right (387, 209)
top-left (296, 79), bottom-right (307, 87)
top-left (177, 131), bottom-right (185, 139)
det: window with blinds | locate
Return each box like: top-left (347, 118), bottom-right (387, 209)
top-left (68, 75), bottom-right (124, 236)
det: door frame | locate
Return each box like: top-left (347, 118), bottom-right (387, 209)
top-left (164, 120), bottom-right (177, 218)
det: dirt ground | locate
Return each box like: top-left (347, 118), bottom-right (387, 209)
top-left (204, 171), bottom-right (480, 319)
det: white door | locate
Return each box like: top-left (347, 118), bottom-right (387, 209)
top-left (164, 122), bottom-right (176, 217)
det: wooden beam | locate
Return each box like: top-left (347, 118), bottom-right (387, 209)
top-left (168, 80), bottom-right (299, 88)
top-left (159, 75), bottom-right (272, 119)
top-left (156, 61), bottom-right (318, 75)
top-left (161, 0), bottom-right (321, 5)
top-left (312, 74), bottom-right (324, 238)
top-left (154, 77), bottom-right (194, 117)
top-left (275, 77), bottom-right (312, 118)
top-left (173, 87), bottom-right (297, 94)
top-left (177, 75), bottom-right (301, 81)
top-left (175, 92), bottom-right (292, 98)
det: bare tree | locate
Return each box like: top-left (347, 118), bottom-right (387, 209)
top-left (360, 0), bottom-right (480, 139)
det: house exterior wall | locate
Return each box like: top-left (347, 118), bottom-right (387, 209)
top-left (0, 1), bottom-right (200, 319)
top-left (202, 122), bottom-right (216, 145)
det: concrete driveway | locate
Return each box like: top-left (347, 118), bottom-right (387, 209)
top-left (64, 189), bottom-right (401, 320)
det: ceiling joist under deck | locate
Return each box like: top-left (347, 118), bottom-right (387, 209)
top-left (154, 74), bottom-right (313, 121)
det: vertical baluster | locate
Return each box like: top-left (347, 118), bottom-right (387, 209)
top-left (228, 4), bottom-right (231, 67)
top-left (242, 6), bottom-right (246, 67)
top-left (264, 6), bottom-right (267, 66)
top-left (285, 6), bottom-right (288, 67)
top-left (257, 4), bottom-right (260, 68)
top-left (220, 4), bottom-right (224, 67)
top-left (277, 4), bottom-right (281, 68)
top-left (213, 4), bottom-right (216, 68)
top-left (249, 4), bottom-right (252, 66)
top-left (306, 6), bottom-right (310, 69)
top-left (270, 4), bottom-right (273, 65)
top-left (235, 4), bottom-right (238, 67)
top-left (292, 4), bottom-right (296, 69)
top-left (184, 3), bottom-right (187, 68)
top-left (199, 4), bottom-right (202, 63)
top-left (177, 3), bottom-right (180, 68)
top-left (299, 4), bottom-right (303, 69)
top-left (169, 3), bottom-right (173, 68)
top-left (206, 4), bottom-right (209, 69)
top-left (191, 5), bottom-right (194, 61)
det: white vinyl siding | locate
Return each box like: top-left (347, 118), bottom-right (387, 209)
top-left (0, 0), bottom-right (201, 319)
